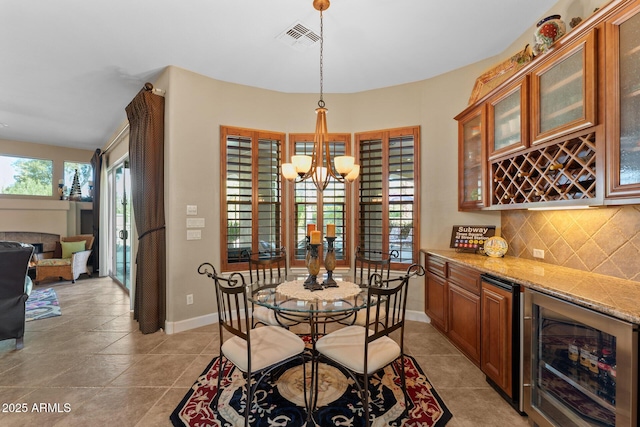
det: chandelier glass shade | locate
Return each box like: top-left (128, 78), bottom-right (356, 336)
top-left (281, 0), bottom-right (359, 192)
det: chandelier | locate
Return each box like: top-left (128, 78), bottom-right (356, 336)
top-left (281, 0), bottom-right (359, 192)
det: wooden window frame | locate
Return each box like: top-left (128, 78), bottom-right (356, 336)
top-left (355, 126), bottom-right (420, 270)
top-left (220, 126), bottom-right (285, 272)
top-left (286, 133), bottom-right (353, 269)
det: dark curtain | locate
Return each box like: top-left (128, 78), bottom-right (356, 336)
top-left (125, 83), bottom-right (166, 334)
top-left (90, 148), bottom-right (101, 274)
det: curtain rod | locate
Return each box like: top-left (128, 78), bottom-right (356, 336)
top-left (101, 82), bottom-right (165, 157)
top-left (145, 82), bottom-right (165, 96)
top-left (100, 124), bottom-right (129, 157)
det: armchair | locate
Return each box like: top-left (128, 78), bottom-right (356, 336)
top-left (35, 234), bottom-right (94, 284)
top-left (0, 241), bottom-right (35, 349)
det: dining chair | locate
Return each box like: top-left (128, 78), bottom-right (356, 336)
top-left (242, 247), bottom-right (301, 329)
top-left (315, 263), bottom-right (425, 426)
top-left (351, 246), bottom-right (399, 326)
top-left (198, 263), bottom-right (307, 426)
top-left (353, 246), bottom-right (398, 284)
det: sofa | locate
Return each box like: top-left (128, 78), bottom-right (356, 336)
top-left (0, 241), bottom-right (35, 350)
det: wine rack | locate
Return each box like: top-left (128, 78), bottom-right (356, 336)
top-left (492, 129), bottom-right (597, 205)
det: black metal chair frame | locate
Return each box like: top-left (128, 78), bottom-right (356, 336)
top-left (198, 262), bottom-right (308, 426)
top-left (241, 246), bottom-right (288, 284)
top-left (241, 247), bottom-right (304, 329)
top-left (316, 263), bottom-right (425, 426)
top-left (354, 246), bottom-right (399, 285)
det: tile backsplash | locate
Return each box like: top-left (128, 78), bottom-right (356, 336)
top-left (501, 206), bottom-right (640, 282)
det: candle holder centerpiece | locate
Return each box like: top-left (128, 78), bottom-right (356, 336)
top-left (304, 235), bottom-right (313, 285)
top-left (304, 224), bottom-right (317, 285)
top-left (305, 243), bottom-right (323, 291)
top-left (323, 236), bottom-right (338, 287)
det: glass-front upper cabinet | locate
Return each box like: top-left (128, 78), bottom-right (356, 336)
top-left (456, 105), bottom-right (487, 210)
top-left (531, 30), bottom-right (596, 144)
top-left (488, 76), bottom-right (529, 159)
top-left (606, 2), bottom-right (640, 198)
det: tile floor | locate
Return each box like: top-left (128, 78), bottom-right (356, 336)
top-left (0, 276), bottom-right (530, 426)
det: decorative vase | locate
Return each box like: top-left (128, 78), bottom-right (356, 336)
top-left (533, 15), bottom-right (566, 56)
top-left (323, 237), bottom-right (338, 287)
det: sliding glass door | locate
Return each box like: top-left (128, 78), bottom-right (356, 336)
top-left (109, 159), bottom-right (132, 290)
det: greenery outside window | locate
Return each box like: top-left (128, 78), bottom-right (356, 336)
top-left (221, 126), bottom-right (285, 272)
top-left (0, 155), bottom-right (53, 196)
top-left (355, 126), bottom-right (420, 268)
top-left (288, 133), bottom-right (351, 268)
top-left (64, 162), bottom-right (93, 200)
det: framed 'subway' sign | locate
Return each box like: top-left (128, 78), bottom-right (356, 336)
top-left (450, 225), bottom-right (496, 252)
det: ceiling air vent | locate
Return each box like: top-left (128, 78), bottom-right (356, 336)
top-left (276, 21), bottom-right (319, 51)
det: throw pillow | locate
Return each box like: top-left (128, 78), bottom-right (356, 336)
top-left (61, 240), bottom-right (86, 259)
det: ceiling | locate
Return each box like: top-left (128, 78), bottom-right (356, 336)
top-left (0, 0), bottom-right (557, 151)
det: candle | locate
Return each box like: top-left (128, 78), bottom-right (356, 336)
top-left (327, 224), bottom-right (335, 237)
top-left (306, 223), bottom-right (316, 236)
top-left (310, 230), bottom-right (321, 244)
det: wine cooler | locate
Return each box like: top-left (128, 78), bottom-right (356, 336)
top-left (524, 289), bottom-right (638, 426)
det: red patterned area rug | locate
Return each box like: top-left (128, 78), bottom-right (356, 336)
top-left (170, 354), bottom-right (452, 427)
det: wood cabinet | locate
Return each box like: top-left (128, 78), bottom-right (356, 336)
top-left (425, 254), bottom-right (448, 332)
top-left (481, 280), bottom-right (513, 397)
top-left (456, 105), bottom-right (487, 210)
top-left (425, 254), bottom-right (481, 365)
top-left (530, 30), bottom-right (597, 144)
top-left (605, 0), bottom-right (640, 200)
top-left (488, 76), bottom-right (529, 159)
top-left (448, 282), bottom-right (481, 364)
top-left (456, 0), bottom-right (640, 209)
top-left (425, 271), bottom-right (447, 332)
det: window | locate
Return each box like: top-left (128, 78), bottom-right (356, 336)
top-left (221, 126), bottom-right (285, 272)
top-left (64, 162), bottom-right (94, 200)
top-left (355, 126), bottom-right (420, 268)
top-left (0, 155), bottom-right (53, 196)
top-left (288, 133), bottom-right (352, 268)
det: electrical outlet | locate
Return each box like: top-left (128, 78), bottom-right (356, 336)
top-left (186, 294), bottom-right (194, 305)
top-left (533, 249), bottom-right (545, 259)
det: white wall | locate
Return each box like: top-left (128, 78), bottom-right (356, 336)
top-left (158, 57), bottom-right (505, 331)
top-left (161, 0), bottom-right (614, 330)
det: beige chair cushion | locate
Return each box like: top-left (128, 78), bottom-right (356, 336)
top-left (221, 325), bottom-right (305, 372)
top-left (253, 306), bottom-right (302, 327)
top-left (316, 325), bottom-right (400, 375)
top-left (36, 258), bottom-right (71, 267)
top-left (353, 306), bottom-right (387, 326)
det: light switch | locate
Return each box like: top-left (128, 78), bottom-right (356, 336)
top-left (187, 230), bottom-right (201, 240)
top-left (186, 218), bottom-right (205, 228)
top-left (186, 205), bottom-right (198, 215)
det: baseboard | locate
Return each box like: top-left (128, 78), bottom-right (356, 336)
top-left (165, 312), bottom-right (219, 334)
top-left (165, 309), bottom-right (430, 334)
top-left (407, 309), bottom-right (430, 323)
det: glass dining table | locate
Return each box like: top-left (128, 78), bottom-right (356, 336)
top-left (247, 274), bottom-right (381, 421)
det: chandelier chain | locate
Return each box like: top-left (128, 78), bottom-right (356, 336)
top-left (319, 9), bottom-right (324, 107)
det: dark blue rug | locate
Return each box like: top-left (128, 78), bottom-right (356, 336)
top-left (170, 354), bottom-right (451, 426)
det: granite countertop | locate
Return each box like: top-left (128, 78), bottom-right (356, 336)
top-left (422, 249), bottom-right (640, 325)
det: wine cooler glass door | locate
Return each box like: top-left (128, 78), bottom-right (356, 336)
top-left (524, 289), bottom-right (638, 427)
